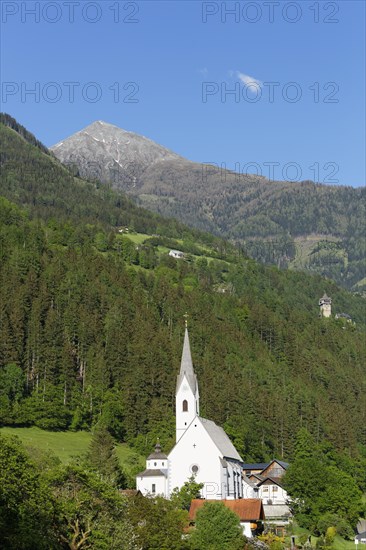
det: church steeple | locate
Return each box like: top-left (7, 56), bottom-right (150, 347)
top-left (176, 325), bottom-right (200, 442)
top-left (176, 328), bottom-right (197, 394)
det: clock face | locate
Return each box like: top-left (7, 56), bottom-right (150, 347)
top-left (182, 384), bottom-right (189, 392)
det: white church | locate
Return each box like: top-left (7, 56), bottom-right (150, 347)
top-left (136, 327), bottom-right (244, 500)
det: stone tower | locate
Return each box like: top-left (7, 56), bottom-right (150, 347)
top-left (319, 293), bottom-right (332, 318)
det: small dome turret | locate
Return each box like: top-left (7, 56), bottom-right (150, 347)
top-left (147, 440), bottom-right (168, 460)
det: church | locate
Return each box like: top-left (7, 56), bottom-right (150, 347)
top-left (136, 327), bottom-right (244, 500)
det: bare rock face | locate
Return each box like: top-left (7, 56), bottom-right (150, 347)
top-left (51, 120), bottom-right (183, 190)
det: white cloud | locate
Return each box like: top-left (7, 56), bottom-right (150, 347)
top-left (198, 67), bottom-right (209, 77)
top-left (236, 71), bottom-right (262, 90)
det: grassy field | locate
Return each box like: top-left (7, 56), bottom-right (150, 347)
top-left (123, 232), bottom-right (151, 244)
top-left (287, 522), bottom-right (358, 550)
top-left (0, 426), bottom-right (144, 474)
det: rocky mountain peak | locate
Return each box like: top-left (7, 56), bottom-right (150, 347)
top-left (51, 120), bottom-right (183, 189)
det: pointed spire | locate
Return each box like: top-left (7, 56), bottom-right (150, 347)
top-left (176, 326), bottom-right (197, 394)
top-left (180, 327), bottom-right (194, 377)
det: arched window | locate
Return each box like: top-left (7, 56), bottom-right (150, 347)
top-left (182, 400), bottom-right (188, 412)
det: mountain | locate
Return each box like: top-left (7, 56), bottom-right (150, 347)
top-left (51, 120), bottom-right (183, 189)
top-left (1, 115), bottom-right (365, 468)
top-left (50, 121), bottom-right (366, 292)
top-left (0, 114), bottom-right (225, 252)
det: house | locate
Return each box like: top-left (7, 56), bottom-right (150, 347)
top-left (257, 476), bottom-right (288, 505)
top-left (169, 249), bottom-right (184, 259)
top-left (242, 463), bottom-right (269, 477)
top-left (243, 459), bottom-right (291, 534)
top-left (137, 327), bottom-right (244, 500)
top-left (256, 477), bottom-right (291, 535)
top-left (260, 459), bottom-right (289, 479)
top-left (189, 498), bottom-right (265, 538)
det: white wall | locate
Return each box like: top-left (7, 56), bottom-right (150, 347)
top-left (258, 483), bottom-right (287, 504)
top-left (169, 418), bottom-right (233, 499)
top-left (147, 458), bottom-right (168, 472)
top-left (176, 375), bottom-right (199, 442)
top-left (242, 477), bottom-right (257, 499)
top-left (241, 522), bottom-right (253, 538)
top-left (136, 474), bottom-right (167, 497)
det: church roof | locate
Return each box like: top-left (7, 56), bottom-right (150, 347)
top-left (189, 499), bottom-right (265, 521)
top-left (147, 442), bottom-right (168, 460)
top-left (199, 417), bottom-right (243, 462)
top-left (136, 468), bottom-right (167, 478)
top-left (176, 328), bottom-right (198, 394)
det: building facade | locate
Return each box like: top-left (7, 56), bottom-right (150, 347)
top-left (137, 327), bottom-right (244, 500)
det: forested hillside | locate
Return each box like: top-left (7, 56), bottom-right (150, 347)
top-left (1, 192), bottom-right (365, 460)
top-left (0, 116), bottom-right (219, 247)
top-left (0, 118), bottom-right (365, 466)
top-left (48, 119), bottom-right (366, 291)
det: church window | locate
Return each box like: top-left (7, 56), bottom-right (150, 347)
top-left (162, 462), bottom-right (164, 466)
top-left (154, 462), bottom-right (157, 466)
top-left (152, 484), bottom-right (156, 493)
top-left (183, 400), bottom-right (188, 412)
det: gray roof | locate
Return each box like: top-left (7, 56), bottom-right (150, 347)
top-left (242, 463), bottom-right (269, 470)
top-left (243, 460), bottom-right (289, 472)
top-left (243, 476), bottom-right (258, 488)
top-left (263, 504), bottom-right (291, 519)
top-left (136, 468), bottom-right (167, 478)
top-left (335, 312), bottom-right (351, 319)
top-left (319, 293), bottom-right (331, 304)
top-left (176, 328), bottom-right (198, 394)
top-left (147, 442), bottom-right (168, 460)
top-left (257, 476), bottom-right (284, 488)
top-left (199, 417), bottom-right (243, 462)
top-left (276, 460), bottom-right (289, 469)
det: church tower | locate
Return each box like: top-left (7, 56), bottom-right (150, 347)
top-left (175, 327), bottom-right (200, 442)
top-left (319, 292), bottom-right (332, 318)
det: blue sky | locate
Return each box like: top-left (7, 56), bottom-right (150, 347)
top-left (1, 0), bottom-right (365, 186)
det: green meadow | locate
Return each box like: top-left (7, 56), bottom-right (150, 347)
top-left (0, 426), bottom-right (144, 474)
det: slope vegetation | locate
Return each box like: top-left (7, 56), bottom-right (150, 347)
top-left (0, 117), bottom-right (365, 466)
top-left (49, 119), bottom-right (366, 291)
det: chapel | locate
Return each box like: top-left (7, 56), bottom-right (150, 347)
top-left (136, 327), bottom-right (244, 499)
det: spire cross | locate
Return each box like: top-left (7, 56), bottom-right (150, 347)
top-left (183, 312), bottom-right (189, 328)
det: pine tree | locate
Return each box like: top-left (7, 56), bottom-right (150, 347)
top-left (87, 424), bottom-right (126, 488)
